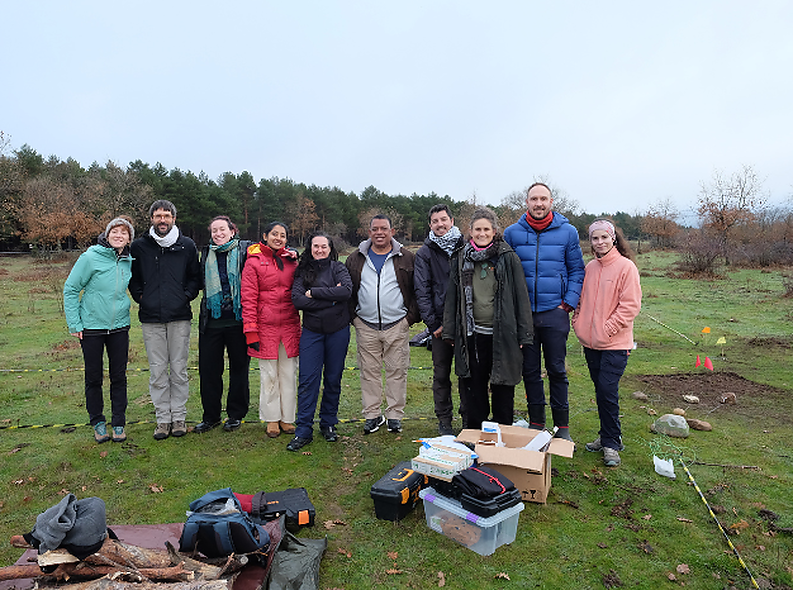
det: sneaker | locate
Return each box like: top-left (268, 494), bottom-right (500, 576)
top-left (171, 421), bottom-right (187, 437)
top-left (94, 421), bottom-right (111, 444)
top-left (193, 420), bottom-right (221, 434)
top-left (111, 426), bottom-right (126, 443)
top-left (286, 436), bottom-right (312, 452)
top-left (585, 437), bottom-right (625, 452)
top-left (603, 447), bottom-right (621, 467)
top-left (153, 423), bottom-right (171, 440)
top-left (320, 425), bottom-right (338, 442)
top-left (387, 419), bottom-right (402, 433)
top-left (363, 415), bottom-right (386, 435)
top-left (438, 421), bottom-right (455, 436)
top-left (223, 419), bottom-right (242, 432)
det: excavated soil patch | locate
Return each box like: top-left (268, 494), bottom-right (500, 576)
top-left (630, 371), bottom-right (792, 426)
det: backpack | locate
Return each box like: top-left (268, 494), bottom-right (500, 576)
top-left (179, 488), bottom-right (270, 558)
top-left (250, 488), bottom-right (316, 532)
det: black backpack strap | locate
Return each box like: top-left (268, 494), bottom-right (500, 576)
top-left (251, 491), bottom-right (267, 518)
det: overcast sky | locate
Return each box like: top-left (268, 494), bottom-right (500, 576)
top-left (3, 1), bottom-right (793, 219)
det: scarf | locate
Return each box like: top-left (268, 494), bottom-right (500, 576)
top-left (149, 224), bottom-right (180, 248)
top-left (461, 238), bottom-right (500, 337)
top-left (526, 211), bottom-right (553, 232)
top-left (428, 225), bottom-right (462, 256)
top-left (205, 237), bottom-right (241, 320)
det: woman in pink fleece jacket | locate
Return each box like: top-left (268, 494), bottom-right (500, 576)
top-left (572, 219), bottom-right (641, 467)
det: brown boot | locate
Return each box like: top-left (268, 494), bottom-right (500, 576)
top-left (279, 421), bottom-right (296, 434)
top-left (267, 422), bottom-right (281, 438)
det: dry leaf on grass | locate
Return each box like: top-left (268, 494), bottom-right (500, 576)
top-left (437, 571), bottom-right (446, 587)
top-left (642, 514), bottom-right (652, 520)
top-left (667, 573), bottom-right (677, 581)
top-left (676, 517), bottom-right (692, 523)
top-left (676, 564), bottom-right (690, 575)
top-left (99, 451), bottom-right (108, 458)
top-left (385, 568), bottom-right (403, 575)
top-left (494, 572), bottom-right (510, 580)
top-left (386, 551), bottom-right (398, 561)
top-left (149, 484), bottom-right (163, 493)
top-left (323, 519), bottom-right (347, 529)
top-left (337, 548), bottom-right (352, 558)
top-left (597, 542), bottom-right (608, 549)
top-left (301, 451), bottom-right (312, 456)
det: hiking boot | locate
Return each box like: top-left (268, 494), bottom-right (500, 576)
top-left (320, 425), bottom-right (338, 442)
top-left (585, 437), bottom-right (625, 452)
top-left (279, 421), bottom-right (296, 434)
top-left (171, 421), bottom-right (187, 437)
top-left (94, 421), bottom-right (111, 444)
top-left (267, 422), bottom-right (281, 438)
top-left (387, 419), bottom-right (402, 433)
top-left (603, 447), bottom-right (621, 467)
top-left (363, 415), bottom-right (386, 435)
top-left (153, 423), bottom-right (171, 440)
top-left (286, 436), bottom-right (312, 452)
top-left (438, 421), bottom-right (455, 436)
top-left (193, 420), bottom-right (220, 434)
top-left (111, 426), bottom-right (126, 443)
top-left (223, 419), bottom-right (242, 432)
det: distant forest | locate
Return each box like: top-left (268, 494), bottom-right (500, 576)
top-left (4, 134), bottom-right (791, 272)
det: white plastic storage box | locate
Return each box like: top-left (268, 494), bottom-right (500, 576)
top-left (418, 487), bottom-right (524, 556)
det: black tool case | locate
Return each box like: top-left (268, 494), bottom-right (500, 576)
top-left (370, 461), bottom-right (428, 521)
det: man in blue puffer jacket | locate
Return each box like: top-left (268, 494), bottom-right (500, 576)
top-left (504, 182), bottom-right (585, 441)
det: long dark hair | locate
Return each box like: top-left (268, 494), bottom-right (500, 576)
top-left (296, 233), bottom-right (338, 287)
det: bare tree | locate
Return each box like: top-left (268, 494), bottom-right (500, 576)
top-left (356, 206), bottom-right (405, 240)
top-left (499, 175), bottom-right (580, 221)
top-left (697, 165), bottom-right (766, 265)
top-left (641, 197), bottom-right (681, 249)
top-left (288, 192), bottom-right (319, 247)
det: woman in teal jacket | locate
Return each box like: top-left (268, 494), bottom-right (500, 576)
top-left (64, 217), bottom-right (135, 443)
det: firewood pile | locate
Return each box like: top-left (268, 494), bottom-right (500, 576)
top-left (2, 535), bottom-right (256, 590)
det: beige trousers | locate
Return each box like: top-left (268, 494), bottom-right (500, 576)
top-left (257, 342), bottom-right (297, 423)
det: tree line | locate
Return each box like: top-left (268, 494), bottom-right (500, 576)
top-left (2, 133), bottom-right (792, 274)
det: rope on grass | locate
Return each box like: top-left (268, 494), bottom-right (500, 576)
top-left (642, 313), bottom-right (698, 346)
top-left (680, 460), bottom-right (760, 590)
top-left (0, 365), bottom-right (436, 374)
top-left (0, 416), bottom-right (437, 431)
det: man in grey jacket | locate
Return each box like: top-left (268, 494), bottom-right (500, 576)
top-left (345, 215), bottom-right (419, 435)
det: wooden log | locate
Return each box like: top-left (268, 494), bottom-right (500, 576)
top-left (0, 563), bottom-right (193, 583)
top-left (42, 578), bottom-right (232, 590)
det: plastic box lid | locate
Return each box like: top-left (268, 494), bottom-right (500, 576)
top-left (419, 487), bottom-right (524, 526)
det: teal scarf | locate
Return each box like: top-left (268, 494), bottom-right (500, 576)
top-left (205, 238), bottom-right (241, 320)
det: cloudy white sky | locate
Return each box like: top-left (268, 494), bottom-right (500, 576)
top-left (3, 1), bottom-right (793, 219)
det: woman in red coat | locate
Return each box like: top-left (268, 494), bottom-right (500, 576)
top-left (241, 222), bottom-right (301, 438)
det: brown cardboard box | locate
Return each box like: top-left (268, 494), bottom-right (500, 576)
top-left (456, 425), bottom-right (574, 504)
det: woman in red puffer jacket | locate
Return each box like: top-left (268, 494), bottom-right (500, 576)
top-left (241, 221), bottom-right (301, 439)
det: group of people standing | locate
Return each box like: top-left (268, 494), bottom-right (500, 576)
top-left (64, 184), bottom-right (641, 467)
top-left (416, 183), bottom-right (641, 467)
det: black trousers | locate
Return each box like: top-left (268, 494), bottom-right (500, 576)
top-left (198, 324), bottom-right (250, 423)
top-left (81, 328), bottom-right (129, 427)
top-left (461, 332), bottom-right (514, 430)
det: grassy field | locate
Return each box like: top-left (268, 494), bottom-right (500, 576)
top-left (1, 250), bottom-right (792, 590)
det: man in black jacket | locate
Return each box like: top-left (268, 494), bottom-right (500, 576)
top-left (129, 200), bottom-right (201, 440)
top-left (414, 205), bottom-right (466, 435)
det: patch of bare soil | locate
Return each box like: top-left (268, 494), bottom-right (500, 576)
top-left (631, 372), bottom-right (792, 426)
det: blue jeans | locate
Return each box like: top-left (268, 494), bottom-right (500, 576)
top-left (583, 348), bottom-right (629, 450)
top-left (295, 326), bottom-right (350, 439)
top-left (522, 307), bottom-right (571, 411)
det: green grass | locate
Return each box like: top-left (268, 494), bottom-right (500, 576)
top-left (1, 251), bottom-right (792, 590)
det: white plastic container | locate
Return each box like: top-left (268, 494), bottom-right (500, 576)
top-left (418, 487), bottom-right (524, 556)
